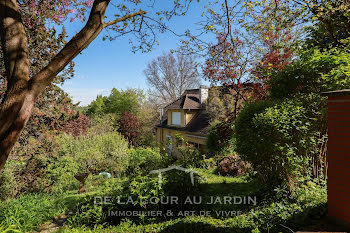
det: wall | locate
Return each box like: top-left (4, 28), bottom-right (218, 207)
top-left (185, 110), bottom-right (197, 125)
top-left (326, 91), bottom-right (350, 229)
top-left (167, 109), bottom-right (185, 127)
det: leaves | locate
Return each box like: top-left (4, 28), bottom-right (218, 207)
top-left (119, 111), bottom-right (140, 146)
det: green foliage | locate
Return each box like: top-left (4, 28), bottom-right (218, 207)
top-left (128, 175), bottom-right (165, 209)
top-left (163, 169), bottom-right (202, 203)
top-left (238, 46), bottom-right (349, 189)
top-left (0, 168), bottom-right (328, 233)
top-left (136, 104), bottom-right (158, 147)
top-left (0, 193), bottom-right (65, 232)
top-left (48, 132), bottom-right (129, 193)
top-left (86, 88), bottom-right (144, 118)
top-left (86, 95), bottom-right (107, 116)
top-left (205, 87), bottom-right (242, 121)
top-left (67, 175), bottom-right (165, 226)
top-left (4, 86), bottom-right (81, 196)
top-left (0, 163), bottom-right (17, 200)
top-left (206, 120), bottom-right (236, 156)
top-left (235, 99), bottom-right (321, 188)
top-left (67, 202), bottom-right (106, 227)
top-left (268, 48), bottom-right (350, 99)
top-left (176, 144), bottom-right (206, 168)
top-left (246, 179), bottom-right (327, 232)
top-left (125, 147), bottom-right (171, 176)
top-left (303, 0), bottom-right (350, 48)
top-left (86, 88), bottom-right (157, 147)
top-left (88, 114), bottom-right (118, 136)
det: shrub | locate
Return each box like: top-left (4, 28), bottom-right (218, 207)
top-left (268, 48), bottom-right (350, 99)
top-left (235, 99), bottom-right (320, 189)
top-left (0, 163), bottom-right (17, 200)
top-left (64, 113), bottom-right (90, 137)
top-left (176, 144), bottom-right (205, 168)
top-left (68, 175), bottom-right (165, 226)
top-left (125, 147), bottom-right (171, 176)
top-left (163, 169), bottom-right (201, 200)
top-left (47, 132), bottom-right (129, 193)
top-left (67, 202), bottom-right (106, 227)
top-left (217, 155), bottom-right (251, 177)
top-left (206, 120), bottom-right (236, 156)
top-left (88, 114), bottom-right (118, 136)
top-left (119, 111), bottom-right (140, 146)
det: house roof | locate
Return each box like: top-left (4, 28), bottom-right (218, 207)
top-left (165, 90), bottom-right (202, 110)
top-left (156, 109), bottom-right (210, 135)
top-left (156, 84), bottom-right (260, 135)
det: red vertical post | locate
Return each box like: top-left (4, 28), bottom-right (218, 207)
top-left (324, 89), bottom-right (350, 229)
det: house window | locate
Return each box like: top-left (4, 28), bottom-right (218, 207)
top-left (172, 112), bottom-right (181, 126)
top-left (166, 135), bottom-right (172, 155)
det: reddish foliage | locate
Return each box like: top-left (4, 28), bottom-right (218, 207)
top-left (64, 114), bottom-right (90, 137)
top-left (20, 0), bottom-right (93, 29)
top-left (203, 35), bottom-right (244, 86)
top-left (204, 35), bottom-right (268, 101)
top-left (252, 29), bottom-right (294, 82)
top-left (217, 155), bottom-right (251, 177)
top-left (119, 111), bottom-right (139, 146)
top-left (204, 2), bottom-right (296, 100)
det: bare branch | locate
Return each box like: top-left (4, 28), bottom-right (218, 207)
top-left (103, 10), bottom-right (146, 28)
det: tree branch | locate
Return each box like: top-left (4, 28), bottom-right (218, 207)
top-left (30, 2), bottom-right (146, 96)
top-left (103, 10), bottom-right (146, 28)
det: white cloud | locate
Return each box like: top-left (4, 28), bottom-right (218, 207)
top-left (62, 87), bottom-right (110, 106)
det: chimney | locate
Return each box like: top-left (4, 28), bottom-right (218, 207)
top-left (199, 85), bottom-right (209, 104)
top-left (159, 108), bottom-right (163, 124)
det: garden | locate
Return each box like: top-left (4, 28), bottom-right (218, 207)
top-left (1, 0), bottom-right (350, 232)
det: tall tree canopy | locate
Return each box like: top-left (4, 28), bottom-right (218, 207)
top-left (144, 52), bottom-right (200, 106)
top-left (86, 88), bottom-right (143, 117)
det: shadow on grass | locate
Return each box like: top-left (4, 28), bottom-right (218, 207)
top-left (158, 221), bottom-right (253, 233)
top-left (283, 203), bottom-right (349, 232)
top-left (194, 176), bottom-right (264, 215)
top-left (157, 204), bottom-right (345, 233)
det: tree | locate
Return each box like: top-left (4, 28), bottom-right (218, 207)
top-left (0, 0), bottom-right (195, 172)
top-left (119, 111), bottom-right (139, 146)
top-left (86, 95), bottom-right (106, 116)
top-left (144, 52), bottom-right (200, 106)
top-left (64, 113), bottom-right (90, 137)
top-left (303, 0), bottom-right (350, 46)
top-left (104, 88), bottom-right (143, 117)
top-left (203, 36), bottom-right (258, 118)
top-left (86, 88), bottom-right (143, 118)
top-left (87, 87), bottom-right (157, 146)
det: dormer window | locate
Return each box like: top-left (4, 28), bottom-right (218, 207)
top-left (172, 111), bottom-right (181, 126)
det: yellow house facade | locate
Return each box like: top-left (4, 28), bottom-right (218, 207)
top-left (155, 86), bottom-right (210, 156)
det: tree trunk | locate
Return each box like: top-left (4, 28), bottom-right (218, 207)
top-left (0, 0), bottom-right (31, 172)
top-left (0, 92), bottom-right (35, 171)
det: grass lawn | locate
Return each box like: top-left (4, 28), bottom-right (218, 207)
top-left (0, 169), bottom-right (335, 233)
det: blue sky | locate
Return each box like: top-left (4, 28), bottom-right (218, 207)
top-left (60, 1), bottom-right (212, 106)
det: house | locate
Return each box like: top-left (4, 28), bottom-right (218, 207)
top-left (155, 85), bottom-right (211, 156)
top-left (155, 84), bottom-right (260, 157)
